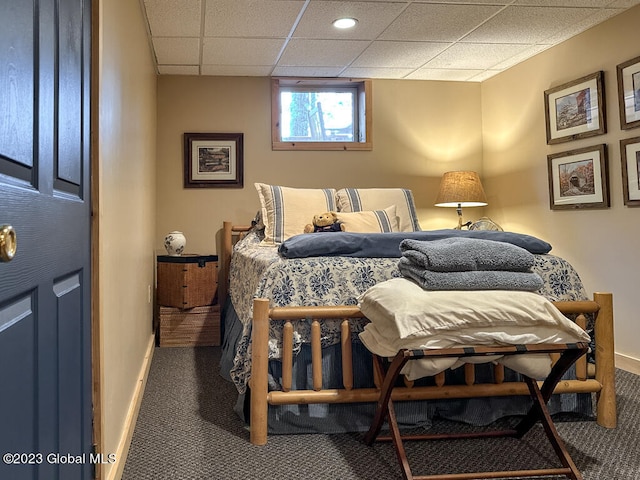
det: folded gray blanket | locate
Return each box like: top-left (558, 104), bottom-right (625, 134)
top-left (400, 237), bottom-right (534, 272)
top-left (398, 257), bottom-right (544, 291)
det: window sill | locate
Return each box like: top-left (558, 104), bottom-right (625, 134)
top-left (271, 140), bottom-right (372, 151)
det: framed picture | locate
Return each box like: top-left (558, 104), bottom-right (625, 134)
top-left (620, 136), bottom-right (640, 206)
top-left (617, 56), bottom-right (640, 130)
top-left (544, 71), bottom-right (606, 144)
top-left (547, 144), bottom-right (609, 210)
top-left (183, 132), bottom-right (243, 188)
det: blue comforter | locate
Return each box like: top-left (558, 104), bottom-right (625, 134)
top-left (278, 229), bottom-right (552, 258)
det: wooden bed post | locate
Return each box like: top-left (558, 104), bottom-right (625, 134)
top-left (593, 292), bottom-right (616, 428)
top-left (250, 298), bottom-right (270, 445)
top-left (219, 221), bottom-right (233, 307)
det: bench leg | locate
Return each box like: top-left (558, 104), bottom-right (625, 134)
top-left (364, 347), bottom-right (587, 480)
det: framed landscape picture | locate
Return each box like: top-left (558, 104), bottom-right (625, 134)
top-left (183, 132), bottom-right (244, 188)
top-left (620, 136), bottom-right (640, 206)
top-left (617, 55), bottom-right (640, 130)
top-left (544, 71), bottom-right (606, 144)
top-left (547, 144), bottom-right (609, 210)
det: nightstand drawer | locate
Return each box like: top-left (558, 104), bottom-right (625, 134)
top-left (157, 254), bottom-right (218, 308)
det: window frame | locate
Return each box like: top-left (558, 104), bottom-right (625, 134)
top-left (271, 78), bottom-right (372, 151)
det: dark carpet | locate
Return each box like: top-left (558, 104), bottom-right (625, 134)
top-left (122, 346), bottom-right (640, 480)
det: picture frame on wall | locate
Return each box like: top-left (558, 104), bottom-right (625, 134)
top-left (547, 144), bottom-right (609, 210)
top-left (616, 55), bottom-right (640, 130)
top-left (620, 136), bottom-right (640, 206)
top-left (183, 132), bottom-right (244, 188)
top-left (544, 71), bottom-right (606, 144)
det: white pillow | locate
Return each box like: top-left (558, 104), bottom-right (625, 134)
top-left (358, 278), bottom-right (590, 380)
top-left (336, 188), bottom-right (421, 232)
top-left (254, 183), bottom-right (337, 244)
top-left (335, 205), bottom-right (399, 233)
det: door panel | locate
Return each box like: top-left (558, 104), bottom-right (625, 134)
top-left (0, 295), bottom-right (36, 463)
top-left (0, 2), bottom-right (35, 181)
top-left (57, 273), bottom-right (86, 479)
top-left (57, 0), bottom-right (84, 190)
top-left (0, 1), bottom-right (92, 479)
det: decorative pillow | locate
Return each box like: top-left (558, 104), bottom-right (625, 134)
top-left (336, 188), bottom-right (421, 232)
top-left (335, 206), bottom-right (399, 233)
top-left (254, 183), bottom-right (337, 244)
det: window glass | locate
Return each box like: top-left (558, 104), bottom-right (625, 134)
top-left (280, 89), bottom-right (355, 142)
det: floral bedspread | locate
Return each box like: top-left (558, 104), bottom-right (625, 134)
top-left (228, 230), bottom-right (588, 394)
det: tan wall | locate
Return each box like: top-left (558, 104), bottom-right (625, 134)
top-left (98, 0), bottom-right (157, 477)
top-left (482, 6), bottom-right (640, 365)
top-left (156, 77), bottom-right (484, 255)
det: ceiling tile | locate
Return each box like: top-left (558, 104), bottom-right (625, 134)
top-left (489, 44), bottom-right (550, 70)
top-left (277, 38), bottom-right (370, 66)
top-left (513, 0), bottom-right (619, 6)
top-left (157, 65), bottom-right (200, 75)
top-left (425, 43), bottom-right (531, 70)
top-left (542, 8), bottom-right (622, 44)
top-left (606, 0), bottom-right (640, 6)
top-left (152, 37), bottom-right (200, 64)
top-left (143, 0), bottom-right (202, 37)
top-left (200, 65), bottom-right (274, 76)
top-left (203, 0), bottom-right (304, 37)
top-left (272, 65), bottom-right (345, 77)
top-left (202, 38), bottom-right (284, 65)
top-left (467, 70), bottom-right (501, 82)
top-left (292, 1), bottom-right (407, 40)
top-left (340, 66), bottom-right (416, 79)
top-left (379, 3), bottom-right (504, 42)
top-left (463, 6), bottom-right (600, 43)
top-left (407, 0), bottom-right (509, 3)
top-left (405, 68), bottom-right (484, 81)
top-left (351, 41), bottom-right (450, 68)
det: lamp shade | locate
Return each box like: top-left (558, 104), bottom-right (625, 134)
top-left (434, 171), bottom-right (488, 207)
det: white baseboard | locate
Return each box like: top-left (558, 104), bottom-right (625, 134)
top-left (106, 334), bottom-right (156, 480)
top-left (616, 352), bottom-right (640, 375)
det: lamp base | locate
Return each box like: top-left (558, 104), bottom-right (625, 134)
top-left (455, 205), bottom-right (471, 230)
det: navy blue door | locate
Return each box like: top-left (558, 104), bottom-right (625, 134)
top-left (0, 0), bottom-right (93, 479)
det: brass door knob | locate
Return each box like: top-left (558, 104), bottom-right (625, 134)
top-left (0, 225), bottom-right (17, 262)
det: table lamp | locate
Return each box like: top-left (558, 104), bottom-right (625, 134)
top-left (434, 171), bottom-right (488, 229)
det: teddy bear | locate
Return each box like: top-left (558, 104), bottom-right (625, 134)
top-left (304, 211), bottom-right (345, 233)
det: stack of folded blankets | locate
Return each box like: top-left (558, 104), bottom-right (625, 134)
top-left (398, 237), bottom-right (543, 292)
top-left (358, 236), bottom-right (589, 380)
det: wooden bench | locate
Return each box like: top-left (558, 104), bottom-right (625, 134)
top-left (363, 342), bottom-right (590, 480)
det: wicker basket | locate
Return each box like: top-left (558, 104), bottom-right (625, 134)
top-left (157, 254), bottom-right (218, 308)
top-left (158, 305), bottom-right (220, 347)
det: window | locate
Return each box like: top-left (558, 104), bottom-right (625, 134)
top-left (271, 78), bottom-right (372, 151)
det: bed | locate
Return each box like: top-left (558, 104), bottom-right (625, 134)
top-left (218, 185), bottom-right (616, 446)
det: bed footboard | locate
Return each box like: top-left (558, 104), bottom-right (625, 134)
top-left (249, 293), bottom-right (616, 445)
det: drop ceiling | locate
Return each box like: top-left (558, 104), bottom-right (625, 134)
top-left (141, 0), bottom-right (640, 82)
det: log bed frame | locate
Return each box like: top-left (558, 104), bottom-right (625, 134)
top-left (221, 222), bottom-right (617, 446)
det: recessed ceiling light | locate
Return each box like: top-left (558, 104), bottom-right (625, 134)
top-left (332, 18), bottom-right (357, 29)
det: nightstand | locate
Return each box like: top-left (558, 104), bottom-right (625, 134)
top-left (156, 254), bottom-right (220, 347)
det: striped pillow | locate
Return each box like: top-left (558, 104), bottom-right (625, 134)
top-left (255, 183), bottom-right (337, 244)
top-left (335, 206), bottom-right (399, 233)
top-left (336, 188), bottom-right (421, 232)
